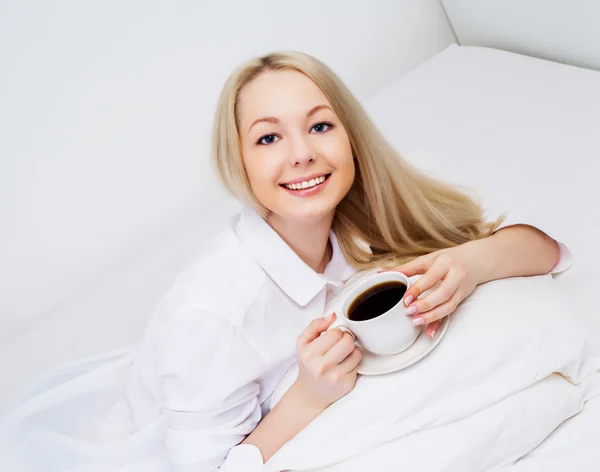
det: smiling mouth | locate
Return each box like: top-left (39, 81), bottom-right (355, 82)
top-left (280, 174), bottom-right (331, 191)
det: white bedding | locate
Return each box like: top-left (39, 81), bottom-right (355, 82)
top-left (263, 275), bottom-right (600, 472)
top-left (507, 393), bottom-right (600, 471)
top-left (298, 386), bottom-right (600, 472)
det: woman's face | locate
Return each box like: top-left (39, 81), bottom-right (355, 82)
top-left (237, 70), bottom-right (355, 223)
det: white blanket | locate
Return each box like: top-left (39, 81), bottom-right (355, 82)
top-left (310, 373), bottom-right (600, 472)
top-left (505, 391), bottom-right (600, 471)
top-left (264, 275), bottom-right (600, 472)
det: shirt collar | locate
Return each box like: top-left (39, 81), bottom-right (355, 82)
top-left (235, 206), bottom-right (352, 306)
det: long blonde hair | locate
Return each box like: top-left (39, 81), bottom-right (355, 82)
top-left (212, 51), bottom-right (502, 269)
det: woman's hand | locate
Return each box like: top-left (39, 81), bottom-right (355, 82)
top-left (386, 225), bottom-right (560, 338)
top-left (294, 313), bottom-right (362, 410)
top-left (241, 314), bottom-right (361, 461)
top-left (386, 243), bottom-right (484, 339)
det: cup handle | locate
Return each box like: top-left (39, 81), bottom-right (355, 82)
top-left (327, 315), bottom-right (356, 341)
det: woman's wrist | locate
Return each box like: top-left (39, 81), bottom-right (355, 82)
top-left (241, 380), bottom-right (328, 462)
top-left (452, 236), bottom-right (495, 286)
top-left (289, 380), bottom-right (331, 416)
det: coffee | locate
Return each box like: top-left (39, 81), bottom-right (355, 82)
top-left (347, 281), bottom-right (407, 322)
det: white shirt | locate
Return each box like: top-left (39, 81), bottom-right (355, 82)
top-left (128, 206), bottom-right (358, 471)
top-left (127, 206), bottom-right (571, 472)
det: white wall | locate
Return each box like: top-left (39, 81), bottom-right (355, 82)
top-left (443, 0), bottom-right (600, 71)
top-left (0, 0), bottom-right (455, 343)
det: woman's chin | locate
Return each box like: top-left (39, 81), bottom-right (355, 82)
top-left (271, 204), bottom-right (336, 224)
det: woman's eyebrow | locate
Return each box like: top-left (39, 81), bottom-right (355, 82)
top-left (247, 117), bottom-right (278, 134)
top-left (306, 104), bottom-right (333, 117)
top-left (247, 104), bottom-right (333, 134)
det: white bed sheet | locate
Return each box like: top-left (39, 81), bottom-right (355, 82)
top-left (507, 393), bottom-right (600, 471)
top-left (303, 382), bottom-right (600, 472)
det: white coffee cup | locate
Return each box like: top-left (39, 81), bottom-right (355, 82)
top-left (329, 271), bottom-right (421, 355)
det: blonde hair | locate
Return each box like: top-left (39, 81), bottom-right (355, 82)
top-left (212, 51), bottom-right (502, 269)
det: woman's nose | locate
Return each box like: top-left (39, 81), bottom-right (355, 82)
top-left (288, 135), bottom-right (316, 167)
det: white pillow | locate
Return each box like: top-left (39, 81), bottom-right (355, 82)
top-left (264, 274), bottom-right (599, 472)
top-left (308, 373), bottom-right (597, 472)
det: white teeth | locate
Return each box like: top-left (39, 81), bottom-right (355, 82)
top-left (284, 175), bottom-right (327, 190)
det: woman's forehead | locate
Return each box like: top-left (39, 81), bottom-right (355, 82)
top-left (238, 70), bottom-right (330, 126)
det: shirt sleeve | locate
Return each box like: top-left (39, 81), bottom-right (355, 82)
top-left (155, 310), bottom-right (266, 471)
top-left (492, 211), bottom-right (572, 275)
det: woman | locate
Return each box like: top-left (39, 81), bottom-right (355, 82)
top-left (0, 51), bottom-right (567, 472)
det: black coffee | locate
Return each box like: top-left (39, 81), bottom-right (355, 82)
top-left (347, 281), bottom-right (407, 322)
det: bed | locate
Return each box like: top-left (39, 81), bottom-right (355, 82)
top-left (2, 43), bottom-right (599, 471)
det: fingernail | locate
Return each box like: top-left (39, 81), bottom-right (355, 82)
top-left (404, 295), bottom-right (414, 306)
top-left (404, 306), bottom-right (418, 316)
top-left (429, 328), bottom-right (436, 338)
top-left (413, 317), bottom-right (426, 326)
top-left (327, 312), bottom-right (336, 322)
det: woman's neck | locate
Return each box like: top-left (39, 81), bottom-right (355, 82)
top-left (267, 211), bottom-right (334, 274)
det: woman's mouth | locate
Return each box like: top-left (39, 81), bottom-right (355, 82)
top-left (279, 173), bottom-right (331, 196)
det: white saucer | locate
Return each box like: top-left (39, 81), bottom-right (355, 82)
top-left (356, 315), bottom-right (450, 375)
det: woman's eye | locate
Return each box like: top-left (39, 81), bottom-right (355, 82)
top-left (257, 134), bottom-right (279, 145)
top-left (257, 123), bottom-right (331, 145)
top-left (311, 122), bottom-right (332, 133)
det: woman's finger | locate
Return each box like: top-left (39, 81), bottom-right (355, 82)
top-left (426, 320), bottom-right (442, 339)
top-left (388, 254), bottom-right (434, 278)
top-left (321, 332), bottom-right (357, 368)
top-left (405, 270), bottom-right (461, 316)
top-left (411, 291), bottom-right (464, 326)
top-left (296, 313), bottom-right (337, 350)
top-left (403, 257), bottom-right (450, 308)
top-left (306, 327), bottom-right (346, 357)
top-left (338, 347), bottom-right (363, 374)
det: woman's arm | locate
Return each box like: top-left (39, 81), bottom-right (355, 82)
top-left (388, 224), bottom-right (562, 337)
top-left (241, 381), bottom-right (325, 462)
top-left (465, 224), bottom-right (561, 284)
